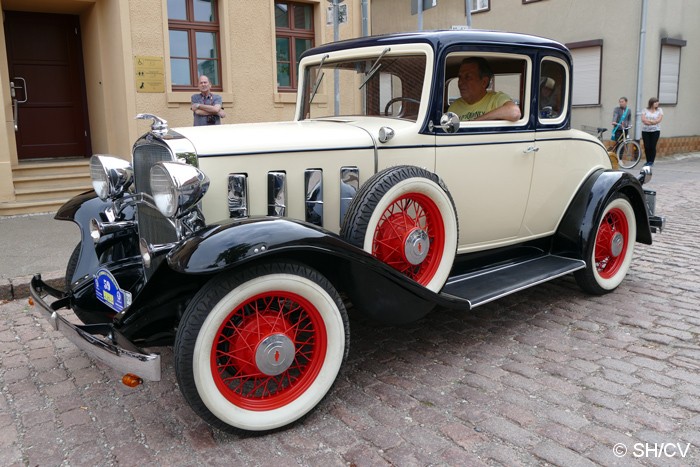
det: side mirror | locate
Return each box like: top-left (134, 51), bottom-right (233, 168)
top-left (431, 112), bottom-right (460, 133)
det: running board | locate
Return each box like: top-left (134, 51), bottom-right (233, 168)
top-left (440, 255), bottom-right (585, 308)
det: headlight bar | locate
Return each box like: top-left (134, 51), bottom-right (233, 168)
top-left (150, 161), bottom-right (210, 218)
top-left (90, 155), bottom-right (134, 201)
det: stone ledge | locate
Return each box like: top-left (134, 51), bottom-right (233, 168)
top-left (0, 271), bottom-right (65, 301)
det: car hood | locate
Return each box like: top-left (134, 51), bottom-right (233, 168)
top-left (172, 119), bottom-right (385, 157)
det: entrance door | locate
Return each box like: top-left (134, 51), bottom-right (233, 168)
top-left (4, 11), bottom-right (91, 160)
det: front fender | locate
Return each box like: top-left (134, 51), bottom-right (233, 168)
top-left (553, 169), bottom-right (652, 259)
top-left (167, 217), bottom-right (455, 324)
top-left (167, 217), bottom-right (344, 274)
top-left (56, 190), bottom-right (137, 286)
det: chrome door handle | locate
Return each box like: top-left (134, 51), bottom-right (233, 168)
top-left (13, 77), bottom-right (28, 103)
top-left (11, 77), bottom-right (27, 132)
top-left (13, 98), bottom-right (18, 131)
top-left (523, 146), bottom-right (539, 154)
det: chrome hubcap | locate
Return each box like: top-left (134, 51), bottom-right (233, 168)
top-left (404, 228), bottom-right (430, 265)
top-left (255, 334), bottom-right (295, 376)
top-left (610, 232), bottom-right (625, 257)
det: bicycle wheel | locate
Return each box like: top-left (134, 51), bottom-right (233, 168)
top-left (616, 139), bottom-right (642, 169)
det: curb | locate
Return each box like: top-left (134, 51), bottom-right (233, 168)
top-left (0, 271), bottom-right (65, 302)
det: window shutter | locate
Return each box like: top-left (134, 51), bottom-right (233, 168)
top-left (659, 45), bottom-right (681, 105)
top-left (570, 47), bottom-right (601, 106)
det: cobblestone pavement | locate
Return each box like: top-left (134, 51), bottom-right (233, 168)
top-left (1, 156), bottom-right (699, 466)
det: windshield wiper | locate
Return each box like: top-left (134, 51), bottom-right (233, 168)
top-left (309, 54), bottom-right (329, 105)
top-left (359, 47), bottom-right (391, 90)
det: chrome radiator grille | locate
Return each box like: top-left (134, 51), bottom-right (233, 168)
top-left (132, 142), bottom-right (178, 276)
top-left (133, 143), bottom-right (174, 197)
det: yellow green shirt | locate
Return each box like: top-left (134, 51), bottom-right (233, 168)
top-left (448, 91), bottom-right (513, 121)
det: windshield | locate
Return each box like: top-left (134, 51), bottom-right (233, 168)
top-left (300, 54), bottom-right (427, 122)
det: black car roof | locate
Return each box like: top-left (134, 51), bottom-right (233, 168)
top-left (301, 30), bottom-right (569, 60)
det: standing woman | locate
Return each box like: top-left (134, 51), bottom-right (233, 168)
top-left (641, 97), bottom-right (663, 166)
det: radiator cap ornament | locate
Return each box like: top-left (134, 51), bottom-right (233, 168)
top-left (135, 113), bottom-right (168, 136)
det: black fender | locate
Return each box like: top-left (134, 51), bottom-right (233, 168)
top-left (55, 190), bottom-right (138, 287)
top-left (167, 217), bottom-right (455, 324)
top-left (553, 169), bottom-right (652, 259)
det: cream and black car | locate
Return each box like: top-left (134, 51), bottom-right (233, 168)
top-left (31, 30), bottom-right (664, 433)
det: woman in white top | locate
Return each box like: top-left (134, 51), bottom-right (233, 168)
top-left (641, 97), bottom-right (663, 166)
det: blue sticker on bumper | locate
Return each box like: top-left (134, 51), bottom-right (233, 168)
top-left (94, 268), bottom-right (132, 313)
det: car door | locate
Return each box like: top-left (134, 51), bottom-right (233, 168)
top-left (524, 56), bottom-right (608, 237)
top-left (435, 52), bottom-right (535, 252)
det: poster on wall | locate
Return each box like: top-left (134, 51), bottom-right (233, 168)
top-left (134, 56), bottom-right (165, 93)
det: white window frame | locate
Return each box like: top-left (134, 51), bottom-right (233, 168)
top-left (567, 40), bottom-right (602, 107)
top-left (658, 38), bottom-right (686, 106)
top-left (468, 0), bottom-right (490, 14)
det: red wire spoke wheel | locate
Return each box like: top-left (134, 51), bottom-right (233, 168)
top-left (175, 263), bottom-right (348, 433)
top-left (371, 193), bottom-right (446, 286)
top-left (210, 291), bottom-right (327, 410)
top-left (594, 207), bottom-right (629, 279)
top-left (341, 166), bottom-right (458, 293)
top-left (575, 194), bottom-right (636, 294)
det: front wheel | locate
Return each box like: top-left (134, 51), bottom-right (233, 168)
top-left (574, 194), bottom-right (636, 295)
top-left (616, 140), bottom-right (642, 169)
top-left (174, 262), bottom-right (349, 433)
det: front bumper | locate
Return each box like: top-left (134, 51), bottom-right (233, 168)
top-left (29, 275), bottom-right (161, 381)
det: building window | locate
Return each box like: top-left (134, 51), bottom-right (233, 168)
top-left (567, 40), bottom-right (602, 106)
top-left (658, 38), bottom-right (686, 105)
top-left (468, 0), bottom-right (490, 13)
top-left (168, 0), bottom-right (221, 90)
top-left (275, 1), bottom-right (315, 91)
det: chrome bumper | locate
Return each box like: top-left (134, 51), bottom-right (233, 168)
top-left (29, 275), bottom-right (161, 381)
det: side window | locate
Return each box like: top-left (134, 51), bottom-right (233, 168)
top-left (539, 59), bottom-right (568, 121)
top-left (445, 53), bottom-right (528, 125)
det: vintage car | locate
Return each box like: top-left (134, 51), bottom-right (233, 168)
top-left (31, 30), bottom-right (664, 433)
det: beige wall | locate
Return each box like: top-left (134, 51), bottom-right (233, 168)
top-left (0, 7), bottom-right (15, 200)
top-left (0, 0), bottom-right (367, 204)
top-left (129, 0), bottom-right (366, 130)
top-left (371, 0), bottom-right (700, 140)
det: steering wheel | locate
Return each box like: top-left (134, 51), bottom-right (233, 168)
top-left (384, 97), bottom-right (420, 117)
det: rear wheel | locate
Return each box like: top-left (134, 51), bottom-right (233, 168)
top-left (575, 194), bottom-right (636, 294)
top-left (616, 140), bottom-right (642, 169)
top-left (174, 262), bottom-right (349, 433)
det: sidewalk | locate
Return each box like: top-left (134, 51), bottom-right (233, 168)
top-left (1, 152), bottom-right (698, 301)
top-left (0, 212), bottom-right (79, 300)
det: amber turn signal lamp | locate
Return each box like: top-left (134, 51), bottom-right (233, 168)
top-left (122, 373), bottom-right (143, 387)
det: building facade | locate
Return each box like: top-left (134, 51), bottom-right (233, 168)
top-left (372, 0), bottom-right (700, 154)
top-left (1, 0), bottom-right (368, 214)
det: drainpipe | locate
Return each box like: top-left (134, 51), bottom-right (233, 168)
top-left (333, 0), bottom-right (340, 115)
top-left (465, 0), bottom-right (472, 28)
top-left (362, 0), bottom-right (369, 36)
top-left (417, 0), bottom-right (423, 31)
top-left (635, 0), bottom-right (648, 141)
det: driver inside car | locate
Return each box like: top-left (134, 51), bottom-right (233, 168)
top-left (448, 57), bottom-right (521, 122)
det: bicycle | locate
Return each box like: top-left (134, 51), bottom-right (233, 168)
top-left (594, 126), bottom-right (642, 169)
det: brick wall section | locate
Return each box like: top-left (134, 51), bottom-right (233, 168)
top-left (608, 136), bottom-right (700, 158)
top-left (652, 136), bottom-right (700, 157)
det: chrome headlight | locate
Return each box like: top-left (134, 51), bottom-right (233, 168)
top-left (150, 161), bottom-right (210, 218)
top-left (90, 155), bottom-right (133, 201)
